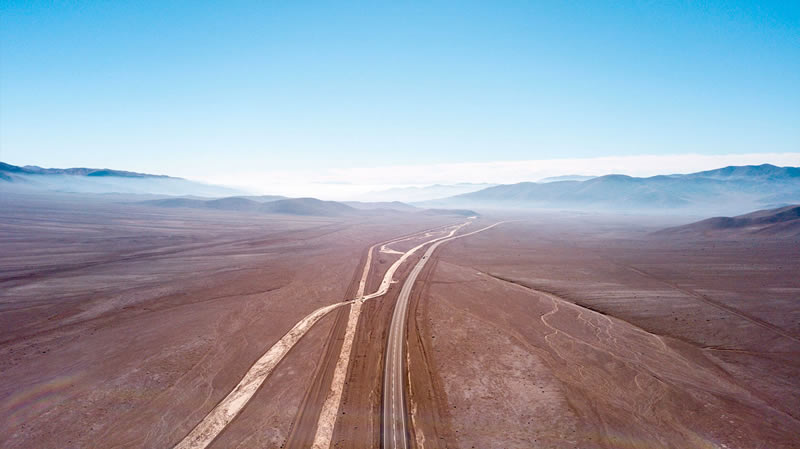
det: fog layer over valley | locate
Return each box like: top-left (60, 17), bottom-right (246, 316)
top-left (5, 162), bottom-right (799, 218)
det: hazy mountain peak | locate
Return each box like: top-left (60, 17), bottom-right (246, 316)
top-left (1, 162), bottom-right (244, 197)
top-left (5, 162), bottom-right (171, 178)
top-left (538, 175), bottom-right (597, 183)
top-left (688, 164), bottom-right (800, 180)
top-left (421, 164), bottom-right (800, 216)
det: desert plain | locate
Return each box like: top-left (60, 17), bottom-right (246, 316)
top-left (1, 193), bottom-right (799, 449)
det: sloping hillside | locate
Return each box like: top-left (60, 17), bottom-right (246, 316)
top-left (143, 196), bottom-right (364, 216)
top-left (417, 208), bottom-right (478, 217)
top-left (428, 164), bottom-right (800, 214)
top-left (655, 205), bottom-right (800, 237)
top-left (686, 164), bottom-right (800, 180)
top-left (1, 162), bottom-right (243, 197)
top-left (258, 198), bottom-right (358, 216)
top-left (142, 196), bottom-right (475, 218)
top-left (0, 162), bottom-right (169, 178)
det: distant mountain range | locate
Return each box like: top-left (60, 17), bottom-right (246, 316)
top-left (0, 163), bottom-right (169, 178)
top-left (5, 161), bottom-right (799, 217)
top-left (422, 164), bottom-right (800, 215)
top-left (655, 204), bottom-right (800, 238)
top-left (0, 162), bottom-right (482, 217)
top-left (0, 162), bottom-right (243, 197)
top-left (537, 175), bottom-right (597, 183)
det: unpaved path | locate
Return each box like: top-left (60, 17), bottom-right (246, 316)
top-left (306, 239), bottom-right (377, 449)
top-left (172, 300), bottom-right (349, 449)
top-left (173, 223), bottom-right (460, 449)
top-left (310, 222), bottom-right (471, 448)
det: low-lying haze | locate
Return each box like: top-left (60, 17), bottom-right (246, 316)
top-left (195, 153), bottom-right (800, 199)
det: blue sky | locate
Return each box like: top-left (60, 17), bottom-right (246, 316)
top-left (1, 1), bottom-right (798, 194)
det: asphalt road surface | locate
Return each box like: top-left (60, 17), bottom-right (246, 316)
top-left (382, 222), bottom-right (500, 449)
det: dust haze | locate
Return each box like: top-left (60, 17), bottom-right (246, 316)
top-left (1, 177), bottom-right (799, 448)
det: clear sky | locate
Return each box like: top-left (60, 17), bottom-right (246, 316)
top-left (1, 1), bottom-right (798, 195)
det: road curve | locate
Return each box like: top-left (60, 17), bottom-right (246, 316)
top-left (382, 222), bottom-right (502, 449)
top-left (309, 223), bottom-right (469, 448)
top-left (173, 223), bottom-right (459, 449)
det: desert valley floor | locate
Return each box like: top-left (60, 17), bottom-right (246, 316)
top-left (1, 194), bottom-right (799, 449)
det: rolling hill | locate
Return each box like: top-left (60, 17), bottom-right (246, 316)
top-left (141, 196), bottom-right (474, 218)
top-left (343, 201), bottom-right (419, 211)
top-left (0, 162), bottom-right (170, 178)
top-left (655, 205), bottom-right (800, 238)
top-left (0, 162), bottom-right (243, 197)
top-left (417, 208), bottom-right (478, 217)
top-left (140, 197), bottom-right (349, 215)
top-left (424, 164), bottom-right (800, 215)
top-left (259, 198), bottom-right (358, 216)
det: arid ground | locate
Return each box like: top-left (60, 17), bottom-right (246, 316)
top-left (404, 214), bottom-right (800, 449)
top-left (2, 195), bottom-right (799, 448)
top-left (0, 193), bottom-right (456, 448)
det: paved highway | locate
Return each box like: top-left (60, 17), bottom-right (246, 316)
top-left (175, 226), bottom-right (448, 449)
top-left (174, 220), bottom-right (498, 449)
top-left (382, 221), bottom-right (501, 449)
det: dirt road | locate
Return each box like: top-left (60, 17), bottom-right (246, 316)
top-left (174, 222), bottom-right (469, 449)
